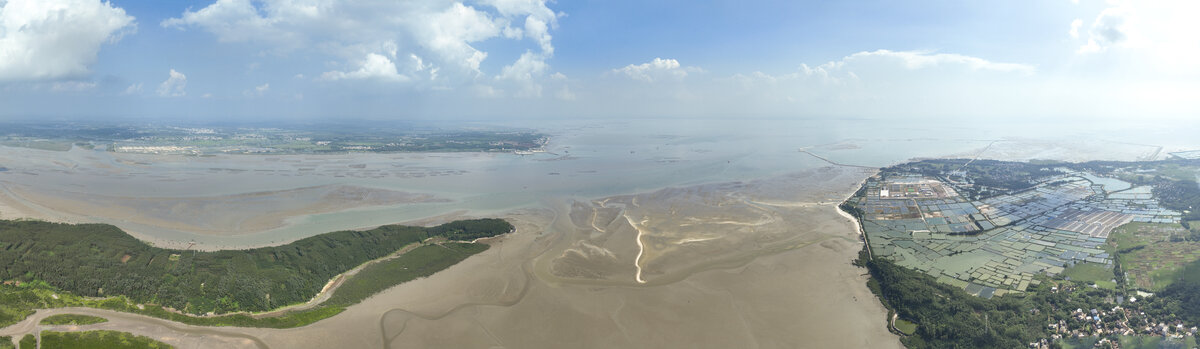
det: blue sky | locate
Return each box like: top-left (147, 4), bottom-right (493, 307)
top-left (0, 0), bottom-right (1196, 121)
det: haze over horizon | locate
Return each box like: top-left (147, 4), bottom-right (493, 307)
top-left (1, 0), bottom-right (1198, 122)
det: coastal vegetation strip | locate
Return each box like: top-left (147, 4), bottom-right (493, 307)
top-left (325, 243), bottom-right (487, 307)
top-left (40, 330), bottom-right (172, 349)
top-left (0, 218), bottom-right (511, 328)
top-left (39, 314), bottom-right (108, 326)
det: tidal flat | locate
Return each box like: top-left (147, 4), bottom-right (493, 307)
top-left (0, 118), bottom-right (1190, 348)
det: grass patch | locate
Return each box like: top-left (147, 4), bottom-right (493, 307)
top-left (40, 314), bottom-right (108, 326)
top-left (17, 334), bottom-right (33, 349)
top-left (41, 330), bottom-right (171, 349)
top-left (1117, 334), bottom-right (1196, 349)
top-left (1062, 262), bottom-right (1117, 290)
top-left (1058, 337), bottom-right (1100, 349)
top-left (0, 336), bottom-right (12, 349)
top-left (1107, 222), bottom-right (1200, 291)
top-left (1105, 223), bottom-right (1160, 253)
top-left (894, 318), bottom-right (918, 335)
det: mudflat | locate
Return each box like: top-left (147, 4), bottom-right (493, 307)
top-left (1, 166), bottom-right (899, 348)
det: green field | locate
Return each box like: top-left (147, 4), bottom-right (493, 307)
top-left (893, 318), bottom-right (918, 335)
top-left (40, 314), bottom-right (108, 326)
top-left (40, 330), bottom-right (171, 349)
top-left (1117, 334), bottom-right (1196, 349)
top-left (1105, 222), bottom-right (1165, 253)
top-left (1106, 222), bottom-right (1200, 291)
top-left (1062, 263), bottom-right (1118, 290)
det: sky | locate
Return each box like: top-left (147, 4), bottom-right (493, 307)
top-left (0, 0), bottom-right (1197, 122)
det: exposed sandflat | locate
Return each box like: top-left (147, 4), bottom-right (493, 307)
top-left (1, 167), bottom-right (900, 349)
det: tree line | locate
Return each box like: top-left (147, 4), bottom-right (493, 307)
top-left (0, 218), bottom-right (512, 315)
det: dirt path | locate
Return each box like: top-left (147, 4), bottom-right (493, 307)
top-left (0, 307), bottom-right (268, 349)
top-left (252, 242), bottom-right (424, 318)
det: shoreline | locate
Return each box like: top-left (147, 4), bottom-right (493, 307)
top-left (835, 174), bottom-right (876, 259)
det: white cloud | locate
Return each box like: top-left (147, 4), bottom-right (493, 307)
top-left (165, 0), bottom-right (560, 84)
top-left (596, 49), bottom-right (1040, 119)
top-left (1079, 7), bottom-right (1129, 53)
top-left (160, 0), bottom-right (297, 47)
top-left (496, 51), bottom-right (549, 97)
top-left (1070, 19), bottom-right (1083, 39)
top-left (420, 3), bottom-right (503, 74)
top-left (320, 53), bottom-right (408, 81)
top-left (843, 50), bottom-right (1035, 74)
top-left (480, 0), bottom-right (557, 54)
top-left (157, 69), bottom-right (187, 97)
top-left (410, 54), bottom-right (437, 80)
top-left (1071, 1), bottom-right (1200, 75)
top-left (736, 50), bottom-right (1033, 89)
top-left (244, 82), bottom-right (270, 97)
top-left (123, 83), bottom-right (142, 95)
top-left (0, 0), bottom-right (136, 81)
top-left (613, 58), bottom-right (704, 82)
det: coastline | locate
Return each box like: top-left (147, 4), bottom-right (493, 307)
top-left (835, 174), bottom-right (876, 259)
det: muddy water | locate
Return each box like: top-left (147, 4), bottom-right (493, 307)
top-left (0, 118), bottom-right (1182, 249)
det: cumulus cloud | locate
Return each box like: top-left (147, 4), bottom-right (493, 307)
top-left (496, 51), bottom-right (549, 97)
top-left (123, 83), bottom-right (142, 95)
top-left (160, 0), bottom-right (304, 48)
top-left (1070, 19), bottom-right (1083, 39)
top-left (480, 0), bottom-right (558, 54)
top-left (157, 69), bottom-right (187, 97)
top-left (1072, 1), bottom-right (1200, 76)
top-left (1079, 7), bottom-right (1128, 53)
top-left (613, 58), bottom-right (704, 82)
top-left (320, 53), bottom-right (408, 82)
top-left (165, 0), bottom-right (560, 84)
top-left (0, 0), bottom-right (136, 81)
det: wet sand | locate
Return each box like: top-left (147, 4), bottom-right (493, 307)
top-left (0, 167), bottom-right (901, 348)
